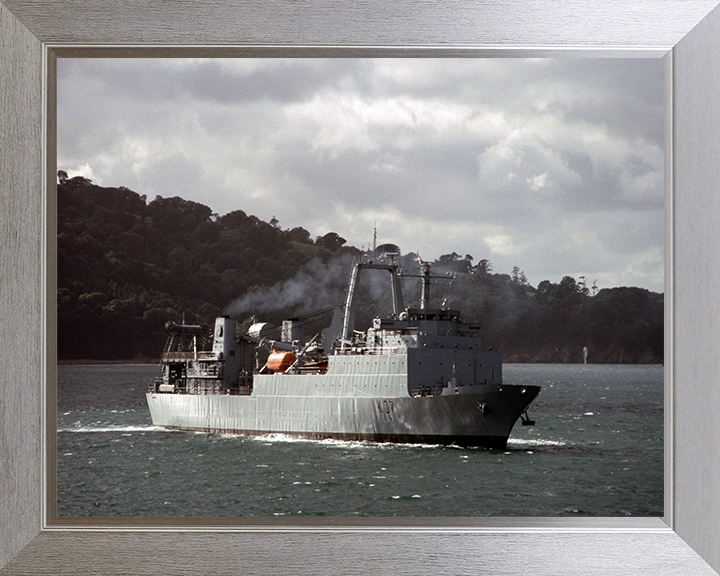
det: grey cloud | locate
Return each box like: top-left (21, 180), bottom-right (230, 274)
top-left (57, 57), bottom-right (665, 292)
top-left (140, 153), bottom-right (208, 201)
top-left (60, 58), bottom-right (370, 107)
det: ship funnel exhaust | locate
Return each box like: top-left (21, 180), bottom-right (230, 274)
top-left (282, 319), bottom-right (305, 346)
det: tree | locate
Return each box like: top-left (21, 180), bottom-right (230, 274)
top-left (438, 252), bottom-right (461, 263)
top-left (474, 259), bottom-right (492, 275)
top-left (376, 243), bottom-right (401, 255)
top-left (287, 226), bottom-right (313, 244)
top-left (511, 266), bottom-right (528, 286)
top-left (557, 275), bottom-right (582, 299)
top-left (316, 232), bottom-right (346, 252)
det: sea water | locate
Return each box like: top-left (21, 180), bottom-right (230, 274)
top-left (56, 363), bottom-right (663, 517)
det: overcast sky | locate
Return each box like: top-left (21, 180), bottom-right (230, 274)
top-left (57, 58), bottom-right (665, 293)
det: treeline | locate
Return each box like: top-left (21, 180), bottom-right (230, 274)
top-left (57, 174), bottom-right (357, 359)
top-left (358, 250), bottom-right (662, 364)
top-left (56, 174), bottom-right (663, 363)
top-left (442, 267), bottom-right (663, 363)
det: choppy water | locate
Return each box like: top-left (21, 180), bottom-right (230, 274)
top-left (56, 363), bottom-right (663, 517)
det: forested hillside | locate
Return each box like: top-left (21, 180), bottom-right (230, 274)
top-left (56, 174), bottom-right (663, 363)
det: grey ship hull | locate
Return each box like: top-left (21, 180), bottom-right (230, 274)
top-left (147, 372), bottom-right (539, 449)
top-left (148, 258), bottom-right (541, 448)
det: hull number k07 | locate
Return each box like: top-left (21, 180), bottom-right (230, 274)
top-left (377, 399), bottom-right (394, 415)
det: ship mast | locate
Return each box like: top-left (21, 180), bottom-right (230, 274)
top-left (419, 259), bottom-right (431, 309)
top-left (340, 254), bottom-right (404, 349)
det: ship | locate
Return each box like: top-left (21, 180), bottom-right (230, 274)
top-left (147, 253), bottom-right (540, 449)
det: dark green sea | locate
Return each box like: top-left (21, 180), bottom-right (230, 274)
top-left (56, 363), bottom-right (663, 518)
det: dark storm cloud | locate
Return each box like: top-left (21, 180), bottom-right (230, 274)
top-left (57, 57), bottom-right (665, 292)
top-left (59, 58), bottom-right (369, 105)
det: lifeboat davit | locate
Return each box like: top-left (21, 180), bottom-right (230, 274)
top-left (266, 350), bottom-right (296, 373)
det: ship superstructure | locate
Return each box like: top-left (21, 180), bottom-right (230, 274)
top-left (147, 253), bottom-right (539, 448)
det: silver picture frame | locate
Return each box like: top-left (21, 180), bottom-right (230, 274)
top-left (2, 1), bottom-right (720, 574)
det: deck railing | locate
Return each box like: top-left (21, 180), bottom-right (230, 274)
top-left (161, 351), bottom-right (218, 362)
top-left (334, 346), bottom-right (398, 356)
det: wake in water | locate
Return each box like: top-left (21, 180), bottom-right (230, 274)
top-left (507, 438), bottom-right (568, 449)
top-left (57, 425), bottom-right (573, 455)
top-left (247, 432), bottom-right (479, 450)
top-left (57, 425), bottom-right (165, 433)
top-left (247, 432), bottom-right (572, 452)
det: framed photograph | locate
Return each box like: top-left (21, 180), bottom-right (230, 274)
top-left (2, 1), bottom-right (720, 574)
top-left (52, 53), bottom-right (667, 522)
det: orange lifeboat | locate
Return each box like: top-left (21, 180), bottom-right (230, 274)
top-left (265, 350), bottom-right (296, 373)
